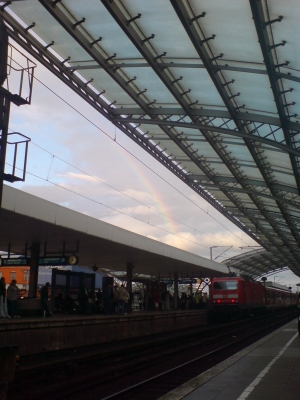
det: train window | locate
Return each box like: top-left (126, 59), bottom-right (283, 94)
top-left (213, 281), bottom-right (238, 290)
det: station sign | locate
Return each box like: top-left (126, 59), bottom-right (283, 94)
top-left (0, 255), bottom-right (79, 267)
top-left (178, 278), bottom-right (198, 284)
top-left (1, 257), bottom-right (29, 266)
top-left (39, 255), bottom-right (79, 266)
top-left (39, 257), bottom-right (68, 266)
top-left (159, 278), bottom-right (173, 285)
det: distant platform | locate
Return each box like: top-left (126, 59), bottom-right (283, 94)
top-left (160, 318), bottom-right (300, 400)
top-left (0, 310), bottom-right (208, 356)
top-left (1, 185), bottom-right (227, 278)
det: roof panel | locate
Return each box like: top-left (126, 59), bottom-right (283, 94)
top-left (123, 0), bottom-right (200, 59)
top-left (118, 67), bottom-right (178, 105)
top-left (63, 0), bottom-right (142, 59)
top-left (218, 70), bottom-right (277, 114)
top-left (190, 0), bottom-right (263, 63)
top-left (2, 0), bottom-right (300, 278)
top-left (269, 0), bottom-right (300, 70)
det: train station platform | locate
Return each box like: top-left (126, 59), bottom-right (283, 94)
top-left (0, 309), bottom-right (208, 356)
top-left (160, 318), bottom-right (300, 400)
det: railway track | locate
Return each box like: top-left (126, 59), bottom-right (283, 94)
top-left (7, 309), bottom-right (297, 400)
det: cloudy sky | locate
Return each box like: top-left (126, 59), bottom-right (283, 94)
top-left (4, 38), bottom-right (300, 290)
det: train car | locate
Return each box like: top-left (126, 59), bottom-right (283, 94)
top-left (210, 276), bottom-right (297, 319)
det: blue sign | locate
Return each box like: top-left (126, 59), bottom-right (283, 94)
top-left (178, 278), bottom-right (197, 284)
top-left (159, 278), bottom-right (173, 285)
top-left (1, 258), bottom-right (29, 266)
top-left (39, 257), bottom-right (68, 266)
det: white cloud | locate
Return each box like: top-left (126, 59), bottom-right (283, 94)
top-left (58, 172), bottom-right (104, 184)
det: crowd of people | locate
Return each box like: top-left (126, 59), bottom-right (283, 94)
top-left (146, 290), bottom-right (209, 311)
top-left (54, 283), bottom-right (133, 316)
top-left (0, 276), bottom-right (209, 318)
top-left (0, 277), bottom-right (21, 318)
top-left (102, 283), bottom-right (132, 315)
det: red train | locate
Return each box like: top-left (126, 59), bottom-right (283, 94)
top-left (209, 276), bottom-right (297, 319)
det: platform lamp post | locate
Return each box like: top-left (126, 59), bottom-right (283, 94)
top-left (261, 277), bottom-right (267, 312)
top-left (288, 286), bottom-right (292, 306)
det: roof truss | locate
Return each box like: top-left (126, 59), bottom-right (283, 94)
top-left (2, 0), bottom-right (300, 276)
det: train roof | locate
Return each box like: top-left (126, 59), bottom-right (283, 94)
top-left (264, 282), bottom-right (291, 292)
top-left (212, 276), bottom-right (291, 292)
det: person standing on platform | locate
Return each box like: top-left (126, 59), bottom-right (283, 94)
top-left (7, 280), bottom-right (20, 318)
top-left (0, 277), bottom-right (10, 318)
top-left (161, 290), bottom-right (166, 311)
top-left (195, 291), bottom-right (200, 309)
top-left (117, 285), bottom-right (129, 315)
top-left (153, 291), bottom-right (160, 310)
top-left (127, 289), bottom-right (133, 314)
top-left (166, 291), bottom-right (170, 311)
top-left (113, 285), bottom-right (119, 314)
top-left (78, 283), bottom-right (89, 314)
top-left (103, 283), bottom-right (113, 315)
top-left (202, 292), bottom-right (208, 308)
top-left (181, 292), bottom-right (187, 310)
top-left (199, 291), bottom-right (203, 308)
top-left (124, 288), bottom-right (130, 315)
top-left (169, 292), bottom-right (174, 309)
top-left (41, 282), bottom-right (52, 317)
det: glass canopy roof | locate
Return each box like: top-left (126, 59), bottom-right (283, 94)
top-left (2, 0), bottom-right (300, 278)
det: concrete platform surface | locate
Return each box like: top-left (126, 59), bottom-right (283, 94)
top-left (159, 318), bottom-right (300, 400)
top-left (0, 310), bottom-right (208, 356)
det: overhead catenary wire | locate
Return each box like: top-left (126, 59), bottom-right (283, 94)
top-left (26, 75), bottom-right (251, 247)
top-left (5, 162), bottom-right (212, 250)
top-left (29, 140), bottom-right (243, 247)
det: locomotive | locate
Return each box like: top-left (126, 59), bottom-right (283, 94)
top-left (209, 276), bottom-right (297, 319)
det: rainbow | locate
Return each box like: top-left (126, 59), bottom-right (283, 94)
top-left (120, 146), bottom-right (176, 234)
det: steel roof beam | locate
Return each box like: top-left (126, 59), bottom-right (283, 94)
top-left (193, 183), bottom-right (300, 210)
top-left (171, 0), bottom-right (252, 120)
top-left (39, 0), bottom-right (235, 196)
top-left (49, 0), bottom-right (299, 262)
top-left (113, 107), bottom-right (300, 130)
top-left (38, 0), bottom-right (152, 114)
top-left (10, 1), bottom-right (298, 268)
top-left (171, 0), bottom-right (300, 261)
top-left (188, 175), bottom-right (299, 194)
top-left (100, 0), bottom-right (285, 252)
top-left (223, 207), bottom-right (298, 267)
top-left (35, 2), bottom-right (257, 237)
top-left (67, 62), bottom-right (267, 73)
top-left (250, 0), bottom-right (300, 194)
top-left (115, 117), bottom-right (300, 158)
top-left (229, 208), bottom-right (300, 221)
top-left (66, 61), bottom-right (300, 84)
top-left (1, 8), bottom-right (217, 219)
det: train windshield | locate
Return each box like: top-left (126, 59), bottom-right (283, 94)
top-left (213, 280), bottom-right (238, 290)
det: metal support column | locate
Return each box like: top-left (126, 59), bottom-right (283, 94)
top-left (0, 20), bottom-right (9, 210)
top-left (0, 93), bottom-right (10, 210)
top-left (28, 243), bottom-right (40, 298)
top-left (173, 271), bottom-right (178, 310)
top-left (126, 262), bottom-right (134, 314)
